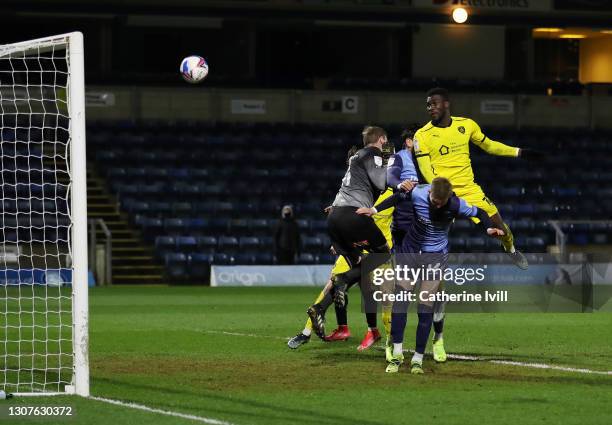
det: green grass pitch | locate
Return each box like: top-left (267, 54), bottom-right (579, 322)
top-left (3, 285), bottom-right (611, 425)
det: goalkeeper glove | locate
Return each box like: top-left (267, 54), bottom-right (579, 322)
top-left (519, 148), bottom-right (545, 160)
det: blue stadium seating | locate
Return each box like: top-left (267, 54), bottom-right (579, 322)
top-left (165, 253), bottom-right (188, 278)
top-left (88, 122), bottom-right (612, 279)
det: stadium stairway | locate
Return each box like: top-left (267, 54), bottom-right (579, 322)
top-left (87, 164), bottom-right (165, 284)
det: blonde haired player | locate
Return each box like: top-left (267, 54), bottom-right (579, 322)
top-left (414, 87), bottom-right (542, 270)
top-left (288, 148), bottom-right (395, 350)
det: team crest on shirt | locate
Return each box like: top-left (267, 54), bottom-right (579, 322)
top-left (458, 126), bottom-right (465, 134)
top-left (374, 156), bottom-right (383, 167)
top-left (387, 157), bottom-right (395, 167)
top-left (413, 137), bottom-right (420, 151)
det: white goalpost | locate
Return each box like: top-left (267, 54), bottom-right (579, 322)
top-left (0, 32), bottom-right (89, 396)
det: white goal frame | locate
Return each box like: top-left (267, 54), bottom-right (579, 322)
top-left (0, 32), bottom-right (89, 397)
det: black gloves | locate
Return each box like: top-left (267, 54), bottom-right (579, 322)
top-left (519, 148), bottom-right (545, 160)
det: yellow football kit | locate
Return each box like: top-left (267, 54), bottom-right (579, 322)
top-left (414, 117), bottom-right (518, 212)
top-left (413, 116), bottom-right (518, 249)
top-left (306, 188), bottom-right (394, 334)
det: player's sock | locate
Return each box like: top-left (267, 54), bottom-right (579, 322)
top-left (316, 292), bottom-right (334, 311)
top-left (393, 343), bottom-right (403, 356)
top-left (382, 306), bottom-right (392, 336)
top-left (391, 312), bottom-right (408, 344)
top-left (433, 318), bottom-right (444, 340)
top-left (303, 288), bottom-right (329, 334)
top-left (366, 313), bottom-right (377, 329)
top-left (415, 310), bottom-right (434, 355)
top-left (334, 293), bottom-right (348, 326)
top-left (434, 331), bottom-right (443, 341)
top-left (412, 352), bottom-right (424, 363)
top-left (500, 222), bottom-right (515, 253)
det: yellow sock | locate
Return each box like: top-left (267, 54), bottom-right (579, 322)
top-left (382, 306), bottom-right (392, 336)
top-left (500, 222), bottom-right (515, 252)
top-left (304, 289), bottom-right (327, 331)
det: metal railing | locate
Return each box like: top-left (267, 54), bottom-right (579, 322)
top-left (88, 218), bottom-right (112, 285)
top-left (548, 220), bottom-right (610, 262)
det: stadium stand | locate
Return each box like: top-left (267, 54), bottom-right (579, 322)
top-left (87, 121), bottom-right (612, 280)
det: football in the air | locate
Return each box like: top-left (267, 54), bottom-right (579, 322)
top-left (180, 55), bottom-right (209, 83)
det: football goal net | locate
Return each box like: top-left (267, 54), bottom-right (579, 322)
top-left (0, 32), bottom-right (88, 396)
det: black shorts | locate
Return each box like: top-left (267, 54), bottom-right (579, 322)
top-left (327, 206), bottom-right (388, 267)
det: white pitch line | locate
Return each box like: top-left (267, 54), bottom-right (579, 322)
top-left (488, 360), bottom-right (612, 376)
top-left (426, 351), bottom-right (612, 375)
top-left (203, 330), bottom-right (290, 341)
top-left (208, 330), bottom-right (612, 376)
top-left (90, 396), bottom-right (237, 425)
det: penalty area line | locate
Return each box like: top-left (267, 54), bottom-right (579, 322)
top-left (203, 330), bottom-right (290, 341)
top-left (206, 329), bottom-right (612, 376)
top-left (439, 352), bottom-right (611, 375)
top-left (398, 349), bottom-right (612, 376)
top-left (89, 396), bottom-right (237, 425)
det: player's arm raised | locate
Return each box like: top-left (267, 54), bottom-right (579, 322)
top-left (469, 119), bottom-right (519, 157)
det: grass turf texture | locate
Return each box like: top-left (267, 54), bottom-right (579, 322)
top-left (2, 285), bottom-right (611, 425)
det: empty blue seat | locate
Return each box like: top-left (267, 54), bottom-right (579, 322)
top-left (155, 236), bottom-right (175, 250)
top-left (189, 218), bottom-right (209, 233)
top-left (172, 202), bottom-right (192, 216)
top-left (218, 236), bottom-right (239, 251)
top-left (449, 237), bottom-right (466, 250)
top-left (310, 220), bottom-right (327, 232)
top-left (164, 218), bottom-right (186, 234)
top-left (189, 253), bottom-right (213, 278)
top-left (213, 253), bottom-right (233, 265)
top-left (231, 219), bottom-right (249, 233)
top-left (297, 253), bottom-right (316, 264)
top-left (240, 237), bottom-right (260, 249)
top-left (126, 168), bottom-right (147, 178)
top-left (296, 219), bottom-right (310, 231)
top-left (165, 253), bottom-right (188, 278)
top-left (234, 253), bottom-right (256, 265)
top-left (255, 252), bottom-right (274, 264)
top-left (216, 202), bottom-right (234, 214)
top-left (127, 201), bottom-right (149, 214)
top-left (176, 236), bottom-right (198, 252)
top-left (150, 202), bottom-right (172, 215)
top-left (302, 236), bottom-right (323, 249)
top-left (250, 219), bottom-right (270, 232)
top-left (209, 218), bottom-right (229, 232)
top-left (142, 218), bottom-right (163, 241)
top-left (466, 237), bottom-right (486, 251)
top-left (318, 253), bottom-right (335, 264)
top-left (197, 236), bottom-right (217, 252)
top-left (259, 236), bottom-right (274, 248)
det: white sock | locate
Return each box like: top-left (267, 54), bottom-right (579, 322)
top-left (302, 328), bottom-right (312, 337)
top-left (434, 332), bottom-right (443, 341)
top-left (393, 343), bottom-right (403, 356)
top-left (509, 245), bottom-right (516, 253)
top-left (412, 352), bottom-right (424, 363)
top-left (368, 327), bottom-right (376, 331)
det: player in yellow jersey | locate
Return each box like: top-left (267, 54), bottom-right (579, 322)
top-left (288, 147), bottom-right (395, 350)
top-left (414, 88), bottom-right (541, 269)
